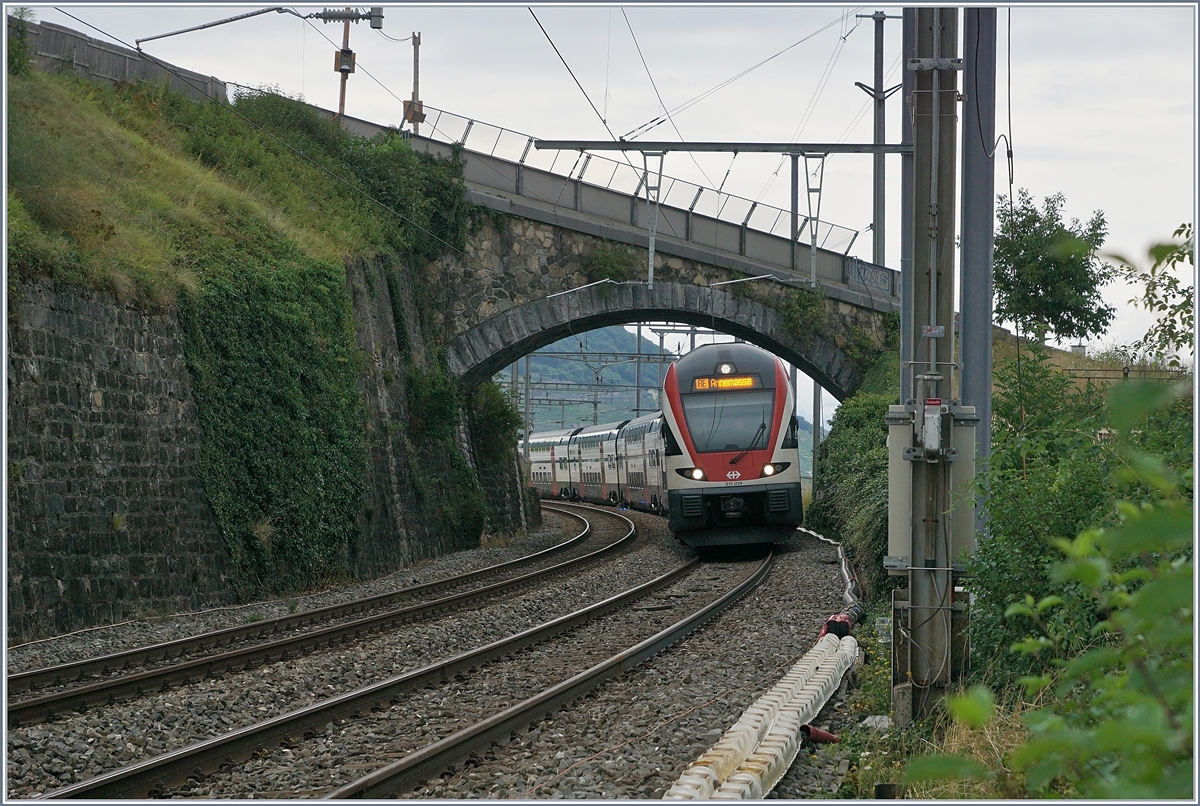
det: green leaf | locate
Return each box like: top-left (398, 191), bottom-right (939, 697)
top-left (1036, 595), bottom-right (1065, 613)
top-left (1127, 569), bottom-right (1194, 622)
top-left (947, 685), bottom-right (995, 729)
top-left (1052, 556), bottom-right (1108, 589)
top-left (904, 755), bottom-right (991, 783)
top-left (1011, 636), bottom-right (1054, 655)
top-left (1107, 380), bottom-right (1188, 432)
top-left (1019, 675), bottom-right (1053, 696)
top-left (1098, 503), bottom-right (1193, 556)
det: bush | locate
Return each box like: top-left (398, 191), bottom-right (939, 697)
top-left (582, 241), bottom-right (639, 284)
top-left (468, 381), bottom-right (523, 467)
top-left (908, 381), bottom-right (1193, 799)
top-left (968, 343), bottom-right (1114, 677)
top-left (807, 349), bottom-right (899, 599)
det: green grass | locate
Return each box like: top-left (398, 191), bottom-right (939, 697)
top-left (7, 69), bottom-right (495, 597)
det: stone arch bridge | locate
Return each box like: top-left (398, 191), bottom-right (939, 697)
top-left (422, 216), bottom-right (896, 402)
top-left (341, 118), bottom-right (900, 401)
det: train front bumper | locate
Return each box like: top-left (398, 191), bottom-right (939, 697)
top-left (667, 482), bottom-right (803, 544)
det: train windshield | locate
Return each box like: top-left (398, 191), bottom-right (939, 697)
top-left (680, 390), bottom-right (774, 453)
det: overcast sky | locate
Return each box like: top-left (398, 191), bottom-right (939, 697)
top-left (16, 3), bottom-right (1199, 422)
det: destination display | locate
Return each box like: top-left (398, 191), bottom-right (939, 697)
top-left (692, 374), bottom-right (761, 391)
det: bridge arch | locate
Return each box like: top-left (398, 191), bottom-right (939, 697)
top-left (446, 282), bottom-right (865, 401)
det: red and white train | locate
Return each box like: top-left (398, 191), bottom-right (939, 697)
top-left (522, 341), bottom-right (804, 547)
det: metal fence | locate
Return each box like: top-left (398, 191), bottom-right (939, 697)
top-left (417, 104), bottom-right (863, 254)
top-left (337, 106), bottom-right (899, 303)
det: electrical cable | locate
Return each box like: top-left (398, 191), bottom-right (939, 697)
top-left (621, 9), bottom-right (718, 189)
top-left (835, 53), bottom-right (903, 144)
top-left (528, 8), bottom-right (618, 143)
top-left (52, 8), bottom-right (501, 281)
top-left (375, 28), bottom-right (412, 43)
top-left (527, 8), bottom-right (644, 216)
top-left (622, 7), bottom-right (864, 141)
top-left (753, 21), bottom-right (855, 205)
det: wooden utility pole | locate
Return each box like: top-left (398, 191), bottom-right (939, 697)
top-left (410, 32), bottom-right (423, 136)
top-left (337, 10), bottom-right (351, 120)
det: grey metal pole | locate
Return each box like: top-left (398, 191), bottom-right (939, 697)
top-left (873, 10), bottom-right (886, 267)
top-left (523, 355), bottom-right (531, 460)
top-left (791, 154), bottom-right (799, 273)
top-left (812, 380), bottom-right (822, 489)
top-left (658, 331), bottom-right (666, 408)
top-left (960, 7), bottom-right (996, 531)
top-left (635, 324), bottom-right (644, 414)
top-left (900, 7), bottom-right (916, 405)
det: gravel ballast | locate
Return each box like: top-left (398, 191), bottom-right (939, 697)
top-left (7, 506), bottom-right (858, 799)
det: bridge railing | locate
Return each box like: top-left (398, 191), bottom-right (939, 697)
top-left (419, 104), bottom-right (863, 255)
top-left (333, 103), bottom-right (899, 306)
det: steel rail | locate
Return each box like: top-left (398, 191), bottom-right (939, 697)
top-left (325, 550), bottom-right (774, 799)
top-left (11, 507), bottom-right (629, 727)
top-left (36, 513), bottom-right (701, 800)
top-left (9, 505), bottom-right (588, 697)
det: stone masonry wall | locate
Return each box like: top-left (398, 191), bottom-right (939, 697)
top-left (6, 279), bottom-right (233, 642)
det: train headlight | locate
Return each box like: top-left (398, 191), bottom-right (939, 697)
top-left (761, 462), bottom-right (791, 476)
top-left (691, 468), bottom-right (705, 481)
top-left (762, 464), bottom-right (776, 476)
top-left (676, 468), bottom-right (706, 481)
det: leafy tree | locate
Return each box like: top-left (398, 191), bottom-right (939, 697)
top-left (993, 189), bottom-right (1115, 341)
top-left (1108, 223), bottom-right (1195, 367)
top-left (7, 8), bottom-right (33, 77)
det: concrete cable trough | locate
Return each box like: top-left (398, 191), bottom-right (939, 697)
top-left (664, 633), bottom-right (859, 800)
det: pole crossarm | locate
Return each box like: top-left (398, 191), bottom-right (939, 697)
top-left (533, 141), bottom-right (912, 155)
top-left (136, 7), bottom-right (305, 48)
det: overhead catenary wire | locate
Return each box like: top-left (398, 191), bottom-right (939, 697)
top-left (753, 14), bottom-right (860, 205)
top-left (621, 9), bottom-right (719, 189)
top-left (622, 6), bottom-right (864, 142)
top-left (526, 7), bottom-right (641, 193)
top-left (528, 8), bottom-right (617, 143)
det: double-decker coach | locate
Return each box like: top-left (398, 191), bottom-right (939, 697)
top-left (568, 421), bottom-right (629, 503)
top-left (523, 426), bottom-right (581, 499)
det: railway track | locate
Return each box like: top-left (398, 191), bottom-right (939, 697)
top-left (33, 522), bottom-right (769, 799)
top-left (7, 505), bottom-right (627, 727)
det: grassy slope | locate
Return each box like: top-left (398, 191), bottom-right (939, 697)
top-left (6, 69), bottom-right (487, 597)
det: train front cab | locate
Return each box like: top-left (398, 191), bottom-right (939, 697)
top-left (661, 344), bottom-right (804, 546)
